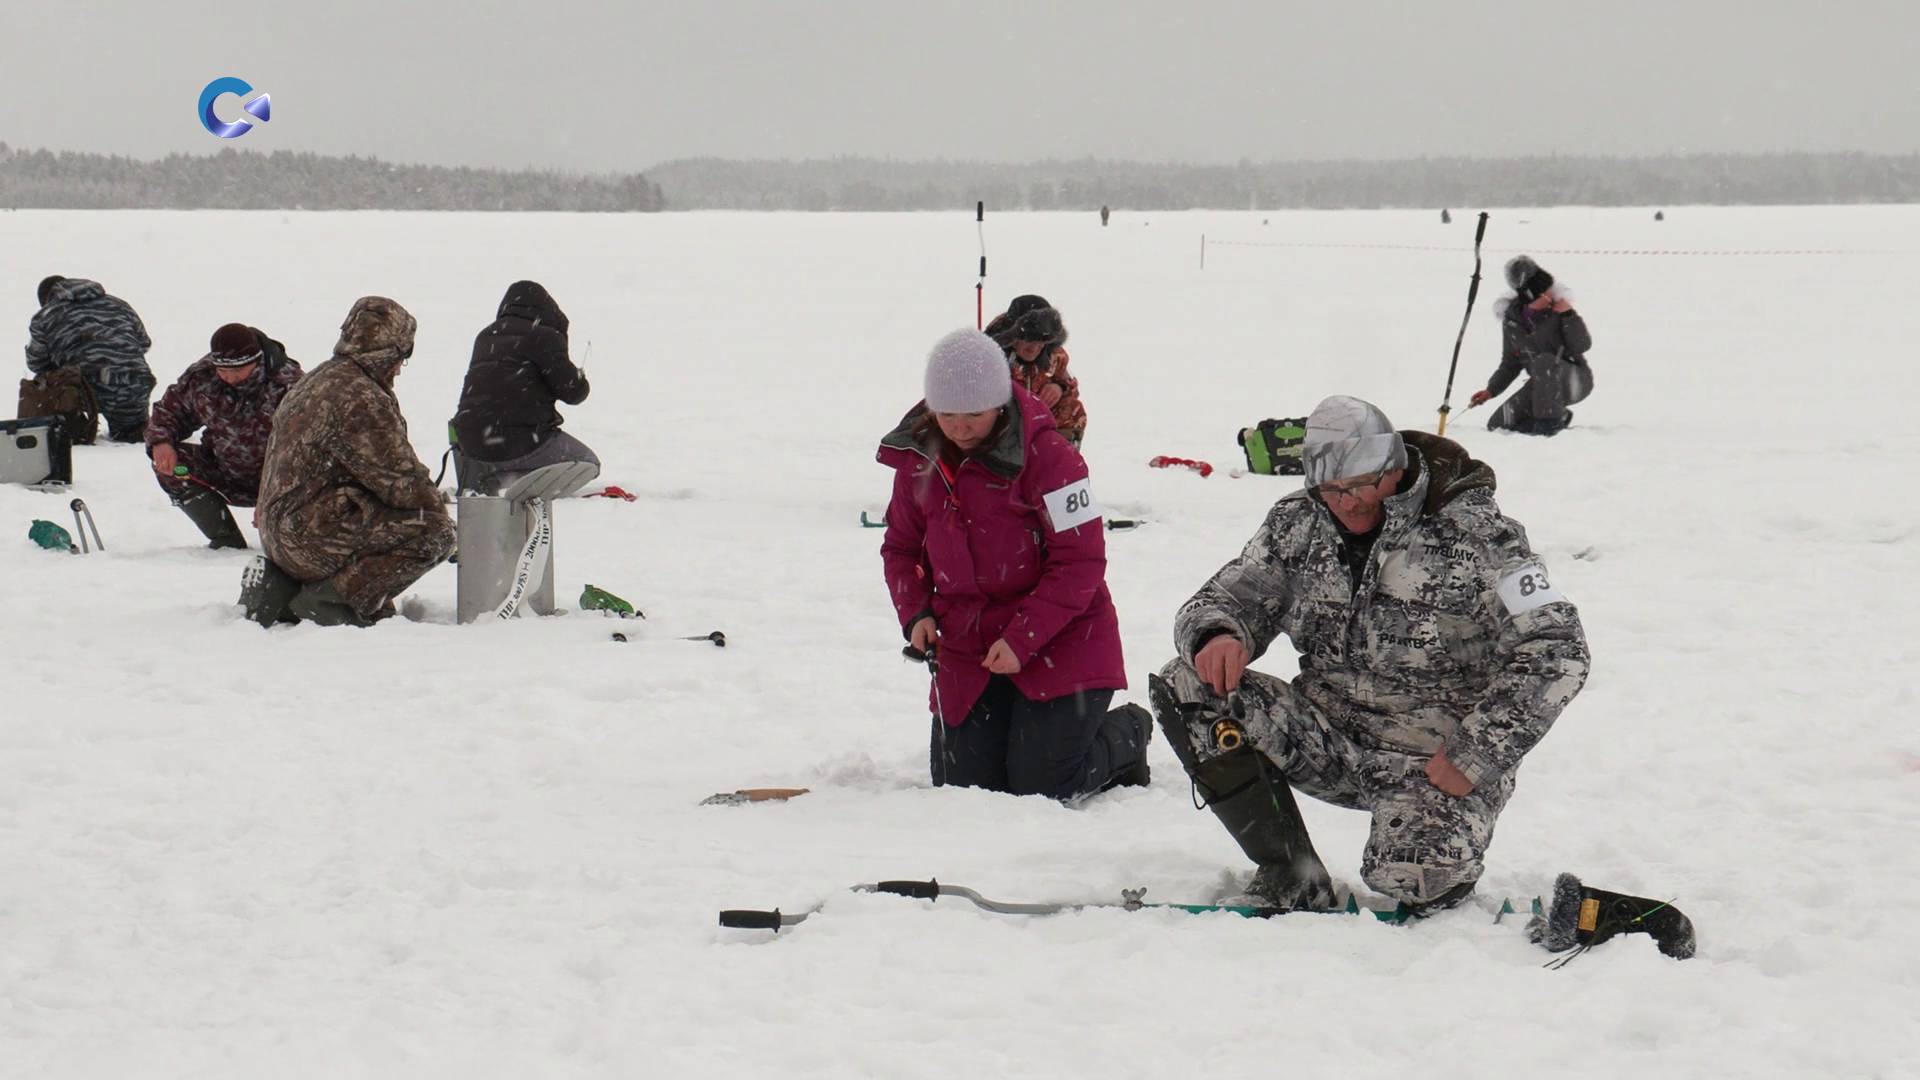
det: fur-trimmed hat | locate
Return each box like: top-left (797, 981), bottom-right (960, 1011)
top-left (1505, 255), bottom-right (1555, 302)
top-left (985, 294), bottom-right (1054, 350)
top-left (1011, 305), bottom-right (1066, 347)
top-left (1004, 294), bottom-right (1052, 321)
top-left (208, 323), bottom-right (265, 368)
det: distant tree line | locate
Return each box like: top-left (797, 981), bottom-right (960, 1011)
top-left (5, 144), bottom-right (1918, 211)
top-left (644, 153), bottom-right (1920, 211)
top-left (0, 144), bottom-right (663, 211)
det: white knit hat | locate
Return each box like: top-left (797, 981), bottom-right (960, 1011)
top-left (924, 328), bottom-right (1012, 413)
top-left (1301, 395), bottom-right (1408, 487)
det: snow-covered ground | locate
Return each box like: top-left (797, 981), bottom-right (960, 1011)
top-left (2, 206), bottom-right (1917, 1078)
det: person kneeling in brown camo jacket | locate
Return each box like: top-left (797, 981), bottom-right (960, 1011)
top-left (246, 297), bottom-right (453, 627)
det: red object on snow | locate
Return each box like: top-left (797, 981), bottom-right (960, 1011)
top-left (1149, 455), bottom-right (1214, 478)
top-left (583, 485), bottom-right (638, 502)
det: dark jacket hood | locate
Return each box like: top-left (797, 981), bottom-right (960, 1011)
top-left (250, 326), bottom-right (294, 376)
top-left (496, 281), bottom-right (568, 335)
top-left (1401, 430), bottom-right (1495, 515)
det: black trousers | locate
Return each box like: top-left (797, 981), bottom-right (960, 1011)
top-left (930, 676), bottom-right (1138, 800)
top-left (1489, 356), bottom-right (1594, 434)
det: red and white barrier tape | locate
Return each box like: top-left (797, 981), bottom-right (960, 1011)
top-left (1207, 239), bottom-right (1920, 257)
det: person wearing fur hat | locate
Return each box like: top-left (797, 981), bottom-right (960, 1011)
top-left (24, 274), bottom-right (156, 442)
top-left (242, 297), bottom-right (454, 628)
top-left (1149, 395), bottom-right (1589, 913)
top-left (983, 294), bottom-right (1087, 446)
top-left (876, 328), bottom-right (1149, 800)
top-left (1469, 256), bottom-right (1594, 436)
top-left (146, 323), bottom-right (304, 548)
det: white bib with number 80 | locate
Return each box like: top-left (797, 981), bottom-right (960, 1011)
top-left (1497, 563), bottom-right (1565, 615)
top-left (1042, 480), bottom-right (1103, 532)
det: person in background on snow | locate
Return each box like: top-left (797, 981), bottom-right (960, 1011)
top-left (1470, 256), bottom-right (1594, 436)
top-left (24, 274), bottom-right (156, 442)
top-left (984, 294), bottom-right (1087, 447)
top-left (877, 328), bottom-right (1149, 800)
top-left (449, 280), bottom-right (598, 496)
top-left (1149, 396), bottom-right (1589, 913)
top-left (242, 297), bottom-right (454, 628)
top-left (146, 323), bottom-right (304, 549)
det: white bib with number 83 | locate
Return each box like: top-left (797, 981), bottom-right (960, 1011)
top-left (1497, 563), bottom-right (1565, 615)
top-left (1042, 480), bottom-right (1102, 532)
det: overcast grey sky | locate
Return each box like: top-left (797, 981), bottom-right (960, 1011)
top-left (3, 0), bottom-right (1914, 172)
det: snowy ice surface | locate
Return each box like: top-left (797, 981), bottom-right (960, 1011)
top-left (2, 207), bottom-right (1917, 1078)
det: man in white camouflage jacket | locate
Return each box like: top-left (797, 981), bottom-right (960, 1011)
top-left (1149, 395), bottom-right (1589, 914)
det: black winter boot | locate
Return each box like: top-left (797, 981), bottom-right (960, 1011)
top-left (176, 489), bottom-right (248, 549)
top-left (1148, 675), bottom-right (1336, 910)
top-left (1107, 703), bottom-right (1152, 788)
top-left (237, 555), bottom-right (300, 627)
top-left (286, 581), bottom-right (378, 628)
top-left (1530, 872), bottom-right (1695, 959)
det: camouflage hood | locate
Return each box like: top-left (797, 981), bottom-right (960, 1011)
top-left (44, 277), bottom-right (106, 306)
top-left (332, 296), bottom-right (417, 383)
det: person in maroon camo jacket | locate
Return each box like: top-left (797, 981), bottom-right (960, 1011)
top-left (877, 328), bottom-right (1150, 800)
top-left (146, 323), bottom-right (303, 549)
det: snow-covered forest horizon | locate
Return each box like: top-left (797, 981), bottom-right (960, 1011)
top-left (6, 142), bottom-right (1920, 212)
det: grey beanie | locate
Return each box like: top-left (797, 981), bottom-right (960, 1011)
top-left (1301, 395), bottom-right (1408, 487)
top-left (924, 328), bottom-right (1012, 413)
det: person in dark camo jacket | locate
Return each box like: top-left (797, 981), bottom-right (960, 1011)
top-left (1151, 395), bottom-right (1589, 913)
top-left (248, 297), bottom-right (453, 627)
top-left (25, 275), bottom-right (156, 442)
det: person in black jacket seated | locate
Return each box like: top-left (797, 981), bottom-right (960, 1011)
top-left (450, 281), bottom-right (599, 496)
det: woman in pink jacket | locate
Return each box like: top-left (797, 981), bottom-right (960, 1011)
top-left (877, 329), bottom-right (1150, 799)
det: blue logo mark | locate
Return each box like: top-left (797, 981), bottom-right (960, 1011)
top-left (198, 77), bottom-right (272, 139)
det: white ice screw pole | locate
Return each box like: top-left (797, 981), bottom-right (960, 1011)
top-left (975, 200), bottom-right (987, 329)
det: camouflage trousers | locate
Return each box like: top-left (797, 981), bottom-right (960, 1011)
top-left (1157, 657), bottom-right (1514, 904)
top-left (89, 360), bottom-right (157, 442)
top-left (263, 492), bottom-right (454, 619)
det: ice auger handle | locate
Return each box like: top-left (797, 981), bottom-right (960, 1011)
top-left (874, 879), bottom-right (941, 900)
top-left (719, 909), bottom-right (786, 931)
